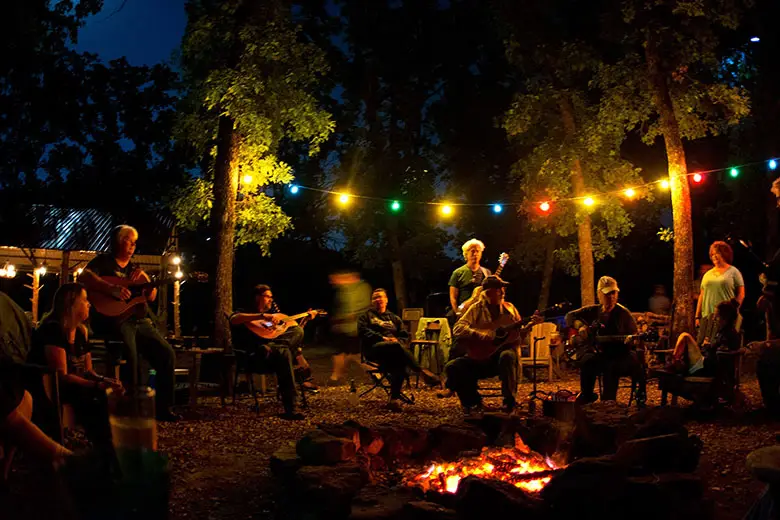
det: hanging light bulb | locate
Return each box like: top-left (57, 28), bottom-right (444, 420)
top-left (660, 179), bottom-right (670, 190)
top-left (242, 175), bottom-right (253, 184)
top-left (692, 173), bottom-right (703, 183)
top-left (338, 193), bottom-right (351, 206)
top-left (440, 204), bottom-right (453, 216)
top-left (729, 168), bottom-right (739, 178)
top-left (492, 204), bottom-right (503, 214)
top-left (390, 200), bottom-right (401, 212)
top-left (171, 256), bottom-right (182, 266)
top-left (36, 266), bottom-right (47, 276)
top-left (583, 197), bottom-right (595, 207)
top-left (289, 184), bottom-right (300, 194)
top-left (539, 201), bottom-right (551, 213)
top-left (769, 159), bottom-right (777, 171)
top-left (624, 188), bottom-right (636, 199)
top-left (175, 269), bottom-right (184, 280)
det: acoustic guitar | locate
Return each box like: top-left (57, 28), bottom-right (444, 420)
top-left (457, 252), bottom-right (510, 316)
top-left (245, 310), bottom-right (327, 340)
top-left (89, 272), bottom-right (208, 322)
top-left (461, 302), bottom-right (571, 361)
top-left (563, 323), bottom-right (659, 366)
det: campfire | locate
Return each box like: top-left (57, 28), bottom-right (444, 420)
top-left (404, 434), bottom-right (560, 495)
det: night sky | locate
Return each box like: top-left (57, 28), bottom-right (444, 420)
top-left (76, 0), bottom-right (186, 66)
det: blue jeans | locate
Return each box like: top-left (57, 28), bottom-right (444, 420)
top-left (118, 318), bottom-right (175, 414)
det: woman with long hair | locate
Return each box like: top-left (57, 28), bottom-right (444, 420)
top-left (672, 299), bottom-right (742, 376)
top-left (695, 241), bottom-right (745, 343)
top-left (31, 283), bottom-right (122, 451)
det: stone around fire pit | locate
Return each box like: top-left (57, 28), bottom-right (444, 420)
top-left (456, 476), bottom-right (544, 519)
top-left (614, 433), bottom-right (702, 474)
top-left (270, 444), bottom-right (302, 484)
top-left (297, 429), bottom-right (358, 465)
top-left (348, 486), bottom-right (418, 520)
top-left (403, 501), bottom-right (457, 520)
top-left (428, 424), bottom-right (487, 461)
top-left (295, 463), bottom-right (369, 517)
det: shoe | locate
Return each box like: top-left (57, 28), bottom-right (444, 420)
top-left (437, 389), bottom-right (455, 399)
top-left (387, 399), bottom-right (403, 412)
top-left (279, 411), bottom-right (306, 421)
top-left (420, 369), bottom-right (442, 388)
top-left (156, 410), bottom-right (182, 423)
top-left (302, 381), bottom-right (319, 392)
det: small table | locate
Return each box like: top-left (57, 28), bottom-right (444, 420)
top-left (175, 348), bottom-right (231, 407)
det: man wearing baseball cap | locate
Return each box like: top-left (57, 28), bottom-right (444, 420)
top-left (447, 275), bottom-right (540, 414)
top-left (565, 276), bottom-right (646, 407)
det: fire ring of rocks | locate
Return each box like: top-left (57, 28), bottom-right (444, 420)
top-left (270, 406), bottom-right (710, 520)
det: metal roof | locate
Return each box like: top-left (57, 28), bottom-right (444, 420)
top-left (0, 205), bottom-right (175, 254)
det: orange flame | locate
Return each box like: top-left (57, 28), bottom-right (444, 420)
top-left (405, 435), bottom-right (558, 495)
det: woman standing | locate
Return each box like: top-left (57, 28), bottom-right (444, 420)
top-left (696, 241), bottom-right (745, 343)
top-left (31, 283), bottom-right (122, 452)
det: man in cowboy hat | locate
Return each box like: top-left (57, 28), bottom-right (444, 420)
top-left (447, 275), bottom-right (539, 413)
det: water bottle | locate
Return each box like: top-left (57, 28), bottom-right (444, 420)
top-left (147, 369), bottom-right (157, 390)
top-left (348, 378), bottom-right (359, 408)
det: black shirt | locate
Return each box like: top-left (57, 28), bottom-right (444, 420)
top-left (357, 308), bottom-right (408, 350)
top-left (31, 321), bottom-right (91, 376)
top-left (85, 253), bottom-right (144, 331)
top-left (566, 303), bottom-right (638, 357)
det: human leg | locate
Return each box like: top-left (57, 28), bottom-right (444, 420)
top-left (133, 319), bottom-right (176, 418)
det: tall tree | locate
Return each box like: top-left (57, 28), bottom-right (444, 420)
top-left (174, 0), bottom-right (333, 348)
top-left (597, 0), bottom-right (750, 335)
top-left (500, 0), bottom-right (645, 307)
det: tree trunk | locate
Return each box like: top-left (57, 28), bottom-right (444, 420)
top-left (559, 95), bottom-right (595, 306)
top-left (645, 30), bottom-right (695, 337)
top-left (387, 226), bottom-right (408, 311)
top-left (211, 115), bottom-right (239, 351)
top-left (537, 233), bottom-right (556, 310)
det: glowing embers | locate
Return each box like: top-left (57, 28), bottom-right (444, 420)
top-left (405, 435), bottom-right (559, 495)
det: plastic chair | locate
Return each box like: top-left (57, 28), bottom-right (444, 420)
top-left (519, 322), bottom-right (556, 382)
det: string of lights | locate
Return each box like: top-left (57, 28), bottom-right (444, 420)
top-left (249, 157), bottom-right (779, 217)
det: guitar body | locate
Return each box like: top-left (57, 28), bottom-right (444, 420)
top-left (245, 310), bottom-right (327, 341)
top-left (245, 314), bottom-right (296, 340)
top-left (462, 314), bottom-right (520, 361)
top-left (563, 324), bottom-right (659, 366)
top-left (89, 276), bottom-right (157, 321)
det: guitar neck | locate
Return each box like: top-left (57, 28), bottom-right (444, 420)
top-left (284, 312), bottom-right (311, 322)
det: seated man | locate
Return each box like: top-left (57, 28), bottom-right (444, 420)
top-left (566, 276), bottom-right (646, 407)
top-left (79, 225), bottom-right (178, 422)
top-left (358, 288), bottom-right (440, 410)
top-left (229, 284), bottom-right (317, 420)
top-left (446, 275), bottom-right (538, 414)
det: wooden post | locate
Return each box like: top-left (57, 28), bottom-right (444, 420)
top-left (60, 251), bottom-right (70, 287)
top-left (173, 279), bottom-right (182, 339)
top-left (28, 270), bottom-right (41, 327)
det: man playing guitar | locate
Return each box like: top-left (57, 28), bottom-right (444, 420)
top-left (229, 284), bottom-right (318, 420)
top-left (565, 276), bottom-right (646, 407)
top-left (80, 225), bottom-right (179, 421)
top-left (447, 275), bottom-right (539, 414)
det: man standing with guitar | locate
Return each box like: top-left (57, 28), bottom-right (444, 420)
top-left (230, 284), bottom-right (319, 420)
top-left (565, 276), bottom-right (646, 407)
top-left (447, 275), bottom-right (539, 414)
top-left (80, 225), bottom-right (179, 421)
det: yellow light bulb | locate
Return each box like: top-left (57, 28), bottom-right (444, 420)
top-left (624, 188), bottom-right (635, 199)
top-left (171, 256), bottom-right (182, 266)
top-left (242, 175), bottom-right (253, 184)
top-left (175, 270), bottom-right (184, 280)
top-left (583, 197), bottom-right (595, 207)
top-left (440, 204), bottom-right (453, 216)
top-left (338, 193), bottom-right (351, 205)
top-left (660, 179), bottom-right (670, 190)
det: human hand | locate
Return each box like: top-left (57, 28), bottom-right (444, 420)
top-left (695, 317), bottom-right (701, 329)
top-left (112, 285), bottom-right (132, 300)
top-left (307, 309), bottom-right (317, 319)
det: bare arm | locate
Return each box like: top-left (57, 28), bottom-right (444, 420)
top-left (44, 347), bottom-right (101, 389)
top-left (230, 312), bottom-right (269, 326)
top-left (695, 290), bottom-right (704, 321)
top-left (735, 285), bottom-right (745, 306)
top-left (79, 269), bottom-right (118, 296)
top-left (449, 286), bottom-right (459, 311)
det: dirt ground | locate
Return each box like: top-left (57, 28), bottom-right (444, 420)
top-left (3, 345), bottom-right (777, 519)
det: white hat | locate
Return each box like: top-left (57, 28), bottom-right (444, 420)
top-left (598, 276), bottom-right (620, 294)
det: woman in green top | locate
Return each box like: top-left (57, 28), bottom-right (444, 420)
top-left (695, 241), bottom-right (745, 344)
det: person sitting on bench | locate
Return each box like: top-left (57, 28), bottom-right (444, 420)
top-left (358, 288), bottom-right (440, 411)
